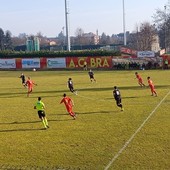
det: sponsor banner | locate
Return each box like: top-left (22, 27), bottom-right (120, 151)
top-left (0, 59), bottom-right (16, 68)
top-left (121, 47), bottom-right (137, 56)
top-left (137, 51), bottom-right (155, 58)
top-left (66, 57), bottom-right (112, 68)
top-left (22, 58), bottom-right (40, 68)
top-left (47, 58), bottom-right (66, 68)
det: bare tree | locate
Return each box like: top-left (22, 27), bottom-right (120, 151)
top-left (5, 30), bottom-right (13, 50)
top-left (128, 22), bottom-right (157, 51)
top-left (99, 32), bottom-right (108, 45)
top-left (139, 23), bottom-right (157, 50)
top-left (75, 27), bottom-right (84, 45)
top-left (153, 1), bottom-right (170, 51)
top-left (36, 32), bottom-right (49, 46)
top-left (0, 28), bottom-right (5, 50)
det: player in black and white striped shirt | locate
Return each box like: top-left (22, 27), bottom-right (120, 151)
top-left (113, 86), bottom-right (124, 111)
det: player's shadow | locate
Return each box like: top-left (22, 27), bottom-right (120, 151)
top-left (76, 111), bottom-right (116, 115)
top-left (78, 84), bottom-right (170, 92)
top-left (0, 92), bottom-right (25, 98)
top-left (0, 118), bottom-right (72, 125)
top-left (0, 90), bottom-right (70, 98)
top-left (48, 119), bottom-right (73, 122)
top-left (0, 87), bottom-right (22, 90)
top-left (1, 84), bottom-right (170, 98)
top-left (105, 96), bottom-right (139, 100)
top-left (0, 119), bottom-right (73, 133)
top-left (0, 128), bottom-right (43, 133)
top-left (155, 85), bottom-right (170, 89)
top-left (0, 120), bottom-right (40, 125)
top-left (52, 113), bottom-right (68, 116)
top-left (120, 85), bottom-right (170, 90)
top-left (78, 86), bottom-right (140, 92)
top-left (0, 118), bottom-right (72, 126)
top-left (122, 96), bottom-right (140, 99)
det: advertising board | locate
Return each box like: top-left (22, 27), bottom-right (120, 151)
top-left (22, 58), bottom-right (40, 68)
top-left (0, 59), bottom-right (16, 69)
top-left (137, 51), bottom-right (155, 58)
top-left (47, 58), bottom-right (66, 68)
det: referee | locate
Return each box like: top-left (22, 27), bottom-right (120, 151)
top-left (34, 97), bottom-right (49, 129)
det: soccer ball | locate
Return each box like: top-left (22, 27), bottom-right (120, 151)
top-left (33, 68), bottom-right (36, 71)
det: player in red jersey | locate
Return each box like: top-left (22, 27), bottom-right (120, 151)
top-left (25, 77), bottom-right (37, 97)
top-left (135, 72), bottom-right (145, 87)
top-left (60, 93), bottom-right (76, 119)
top-left (147, 77), bottom-right (157, 96)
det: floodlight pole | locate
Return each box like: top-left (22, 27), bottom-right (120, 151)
top-left (164, 5), bottom-right (167, 52)
top-left (65, 0), bottom-right (71, 51)
top-left (123, 0), bottom-right (127, 46)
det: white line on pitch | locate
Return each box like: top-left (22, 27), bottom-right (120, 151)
top-left (104, 90), bottom-right (170, 170)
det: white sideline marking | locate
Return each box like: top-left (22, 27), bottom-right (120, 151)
top-left (104, 90), bottom-right (170, 170)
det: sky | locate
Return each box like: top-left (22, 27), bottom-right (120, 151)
top-left (0, 0), bottom-right (168, 37)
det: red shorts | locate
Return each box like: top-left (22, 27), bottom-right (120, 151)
top-left (66, 105), bottom-right (73, 113)
top-left (138, 78), bottom-right (143, 83)
top-left (149, 85), bottom-right (155, 92)
top-left (28, 87), bottom-right (33, 92)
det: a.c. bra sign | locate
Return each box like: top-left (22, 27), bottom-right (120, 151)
top-left (66, 57), bottom-right (113, 68)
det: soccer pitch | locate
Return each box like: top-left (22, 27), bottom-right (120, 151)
top-left (0, 70), bottom-right (170, 170)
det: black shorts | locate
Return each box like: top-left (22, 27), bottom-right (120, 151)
top-left (90, 75), bottom-right (94, 79)
top-left (69, 86), bottom-right (74, 92)
top-left (116, 98), bottom-right (121, 105)
top-left (38, 110), bottom-right (46, 119)
top-left (22, 80), bottom-right (25, 84)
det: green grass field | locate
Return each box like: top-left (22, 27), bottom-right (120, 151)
top-left (0, 70), bottom-right (170, 170)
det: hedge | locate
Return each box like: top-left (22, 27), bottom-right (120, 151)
top-left (0, 50), bottom-right (121, 58)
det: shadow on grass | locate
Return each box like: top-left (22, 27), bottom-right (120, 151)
top-left (0, 89), bottom-right (75, 98)
top-left (122, 96), bottom-right (140, 99)
top-left (77, 84), bottom-right (170, 92)
top-left (0, 128), bottom-right (44, 133)
top-left (105, 96), bottom-right (139, 100)
top-left (53, 113), bottom-right (69, 116)
top-left (0, 84), bottom-right (169, 98)
top-left (0, 165), bottom-right (66, 169)
top-left (0, 87), bottom-right (23, 90)
top-left (48, 119), bottom-right (72, 122)
top-left (0, 90), bottom-right (66, 98)
top-left (0, 120), bottom-right (40, 125)
top-left (76, 110), bottom-right (117, 115)
top-left (0, 119), bottom-right (72, 125)
top-left (0, 119), bottom-right (74, 133)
